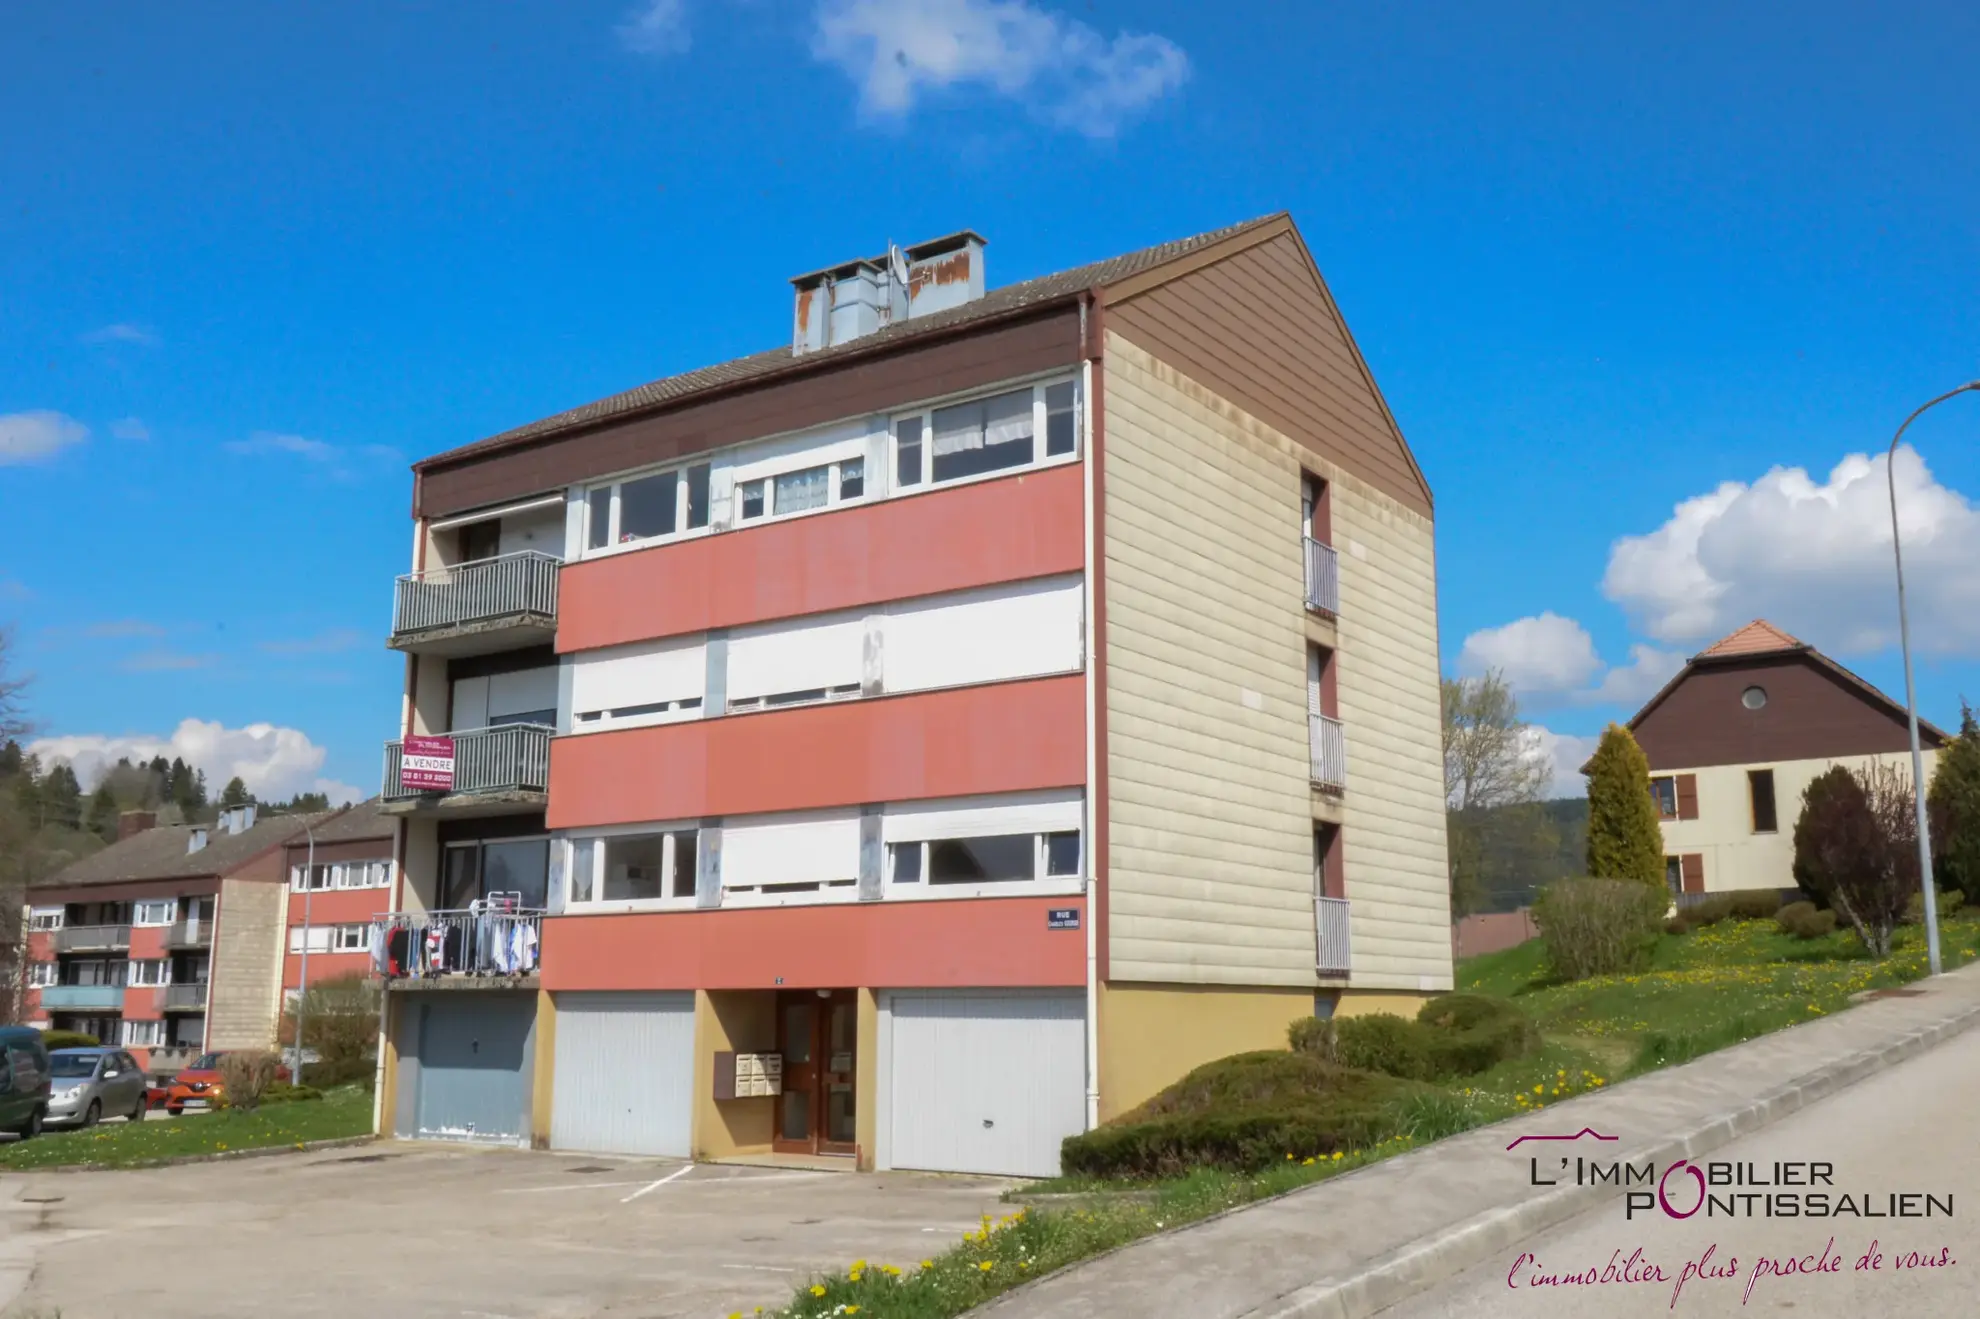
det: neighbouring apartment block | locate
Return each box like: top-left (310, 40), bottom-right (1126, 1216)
top-left (1620, 620), bottom-right (1947, 896)
top-left (281, 799), bottom-right (397, 995)
top-left (373, 214), bottom-right (1453, 1175)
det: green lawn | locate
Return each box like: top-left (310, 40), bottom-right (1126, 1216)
top-left (739, 909), bottom-right (1980, 1319)
top-left (0, 1085), bottom-right (373, 1171)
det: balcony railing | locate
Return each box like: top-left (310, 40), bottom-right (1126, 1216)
top-left (391, 551), bottom-right (560, 641)
top-left (1315, 896), bottom-right (1352, 977)
top-left (165, 919), bottom-right (213, 949)
top-left (1310, 714), bottom-right (1346, 791)
top-left (40, 984), bottom-right (126, 1010)
top-left (382, 723), bottom-right (553, 802)
top-left (372, 906), bottom-right (544, 980)
top-left (159, 984), bottom-right (209, 1011)
top-left (55, 924), bottom-right (131, 953)
top-left (1304, 537), bottom-right (1339, 616)
top-left (144, 1046), bottom-right (200, 1075)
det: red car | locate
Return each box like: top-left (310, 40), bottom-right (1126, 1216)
top-left (164, 1052), bottom-right (291, 1115)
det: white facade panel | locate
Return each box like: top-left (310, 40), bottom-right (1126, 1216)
top-left (881, 790), bottom-right (1083, 844)
top-left (886, 992), bottom-right (1086, 1177)
top-left (721, 809), bottom-right (861, 888)
top-left (728, 613), bottom-right (864, 702)
top-left (498, 507), bottom-right (565, 559)
top-left (488, 666), bottom-right (558, 719)
top-left (549, 992), bottom-right (695, 1157)
top-left (882, 576), bottom-right (1083, 695)
top-left (570, 636), bottom-right (706, 718)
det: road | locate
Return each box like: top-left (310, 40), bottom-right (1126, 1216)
top-left (1380, 1024), bottom-right (1980, 1318)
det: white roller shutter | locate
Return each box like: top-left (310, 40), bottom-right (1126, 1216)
top-left (882, 790), bottom-right (1082, 844)
top-left (1307, 647), bottom-right (1322, 716)
top-left (488, 666), bottom-right (558, 720)
top-left (721, 809), bottom-right (861, 889)
top-left (727, 611), bottom-right (865, 703)
top-left (550, 992), bottom-right (695, 1157)
top-left (571, 636), bottom-right (705, 719)
top-left (883, 576), bottom-right (1082, 694)
top-left (450, 676), bottom-right (489, 732)
top-left (886, 992), bottom-right (1086, 1177)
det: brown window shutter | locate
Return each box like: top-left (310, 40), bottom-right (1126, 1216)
top-left (1680, 853), bottom-right (1704, 894)
top-left (1676, 774), bottom-right (1700, 820)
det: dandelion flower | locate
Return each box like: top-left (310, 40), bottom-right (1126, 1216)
top-left (811, 1285), bottom-right (827, 1298)
top-left (978, 1261), bottom-right (994, 1273)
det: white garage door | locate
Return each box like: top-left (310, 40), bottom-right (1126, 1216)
top-left (888, 992), bottom-right (1086, 1177)
top-left (550, 992), bottom-right (695, 1158)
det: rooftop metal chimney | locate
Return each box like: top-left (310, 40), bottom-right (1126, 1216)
top-left (791, 231), bottom-right (987, 355)
top-left (187, 827), bottom-right (209, 855)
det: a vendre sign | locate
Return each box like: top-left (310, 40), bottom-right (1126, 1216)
top-left (399, 735), bottom-right (456, 792)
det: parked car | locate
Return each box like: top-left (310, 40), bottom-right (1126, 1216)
top-left (164, 1052), bottom-right (290, 1115)
top-left (0, 1026), bottom-right (52, 1140)
top-left (46, 1048), bottom-right (150, 1128)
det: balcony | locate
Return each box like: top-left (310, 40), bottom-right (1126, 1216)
top-left (381, 723), bottom-right (553, 816)
top-left (40, 984), bottom-right (126, 1011)
top-left (55, 924), bottom-right (131, 953)
top-left (1315, 895), bottom-right (1352, 978)
top-left (159, 984), bottom-right (210, 1012)
top-left (1309, 714), bottom-right (1346, 792)
top-left (165, 920), bottom-right (213, 950)
top-left (144, 1046), bottom-right (200, 1075)
top-left (373, 907), bottom-right (544, 985)
top-left (389, 551), bottom-right (560, 657)
top-left (1304, 537), bottom-right (1339, 616)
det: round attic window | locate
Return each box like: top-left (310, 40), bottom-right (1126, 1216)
top-left (1742, 686), bottom-right (1768, 710)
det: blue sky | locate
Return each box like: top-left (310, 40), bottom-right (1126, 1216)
top-left (4, 0), bottom-right (1979, 800)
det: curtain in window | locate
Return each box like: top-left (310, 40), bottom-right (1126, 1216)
top-left (774, 465), bottom-right (831, 514)
top-left (982, 390), bottom-right (1033, 453)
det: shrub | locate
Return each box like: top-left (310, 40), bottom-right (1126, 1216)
top-left (261, 1082), bottom-right (324, 1105)
top-left (1927, 702), bottom-right (1980, 905)
top-left (1777, 901), bottom-right (1837, 940)
top-left (1331, 1014), bottom-right (1437, 1081)
top-left (1061, 1052), bottom-right (1417, 1178)
top-left (1533, 877), bottom-right (1666, 981)
top-left (1728, 889), bottom-right (1784, 920)
top-left (1584, 724), bottom-right (1666, 891)
top-left (1287, 1015), bottom-right (1337, 1061)
top-left (1687, 895), bottom-right (1735, 928)
top-left (281, 973), bottom-right (381, 1090)
top-left (1902, 888), bottom-right (1966, 925)
top-left (1794, 762), bottom-right (1918, 957)
top-left (1416, 993), bottom-right (1540, 1075)
top-left (1663, 914), bottom-right (1692, 936)
top-left (217, 1050), bottom-right (282, 1112)
top-left (1776, 900), bottom-right (1817, 932)
top-left (39, 1030), bottom-right (99, 1051)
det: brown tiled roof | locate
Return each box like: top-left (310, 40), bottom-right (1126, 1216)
top-left (298, 797), bottom-right (392, 845)
top-left (32, 808), bottom-right (340, 892)
top-left (420, 214), bottom-right (1286, 467)
top-left (1699, 619), bottom-right (1805, 657)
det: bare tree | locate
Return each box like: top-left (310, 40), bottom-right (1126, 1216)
top-left (0, 626), bottom-right (27, 743)
top-left (1793, 760), bottom-right (1919, 958)
top-left (1442, 671), bottom-right (1551, 917)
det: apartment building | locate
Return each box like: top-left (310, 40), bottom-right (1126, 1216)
top-left (23, 805), bottom-right (337, 1078)
top-left (282, 798), bottom-right (397, 995)
top-left (374, 214), bottom-right (1452, 1175)
top-left (1623, 620), bottom-right (1946, 895)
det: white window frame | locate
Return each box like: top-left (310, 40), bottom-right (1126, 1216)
top-left (27, 962), bottom-right (56, 989)
top-left (28, 907), bottom-right (64, 932)
top-left (732, 452), bottom-right (869, 527)
top-left (561, 825), bottom-right (703, 912)
top-left (128, 959), bottom-right (171, 987)
top-left (133, 899), bottom-right (176, 927)
top-left (331, 924), bottom-right (369, 952)
top-left (580, 458), bottom-right (716, 559)
top-left (120, 1019), bottom-right (166, 1047)
top-left (890, 374), bottom-right (1081, 495)
top-left (883, 829), bottom-right (1085, 902)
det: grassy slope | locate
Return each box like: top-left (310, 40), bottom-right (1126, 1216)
top-left (0, 1085), bottom-right (372, 1171)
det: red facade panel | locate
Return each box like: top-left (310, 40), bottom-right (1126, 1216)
top-left (128, 927), bottom-right (168, 960)
top-left (556, 464), bottom-right (1086, 652)
top-left (285, 951), bottom-right (374, 991)
top-left (541, 896), bottom-right (1086, 991)
top-left (547, 676), bottom-right (1086, 829)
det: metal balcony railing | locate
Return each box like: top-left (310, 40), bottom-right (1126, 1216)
top-left (1304, 537), bottom-right (1339, 615)
top-left (1315, 896), bottom-right (1352, 977)
top-left (165, 919), bottom-right (213, 949)
top-left (55, 924), bottom-right (131, 953)
top-left (1310, 714), bottom-right (1346, 791)
top-left (39, 984), bottom-right (126, 1010)
top-left (159, 984), bottom-right (209, 1011)
top-left (371, 906), bottom-right (544, 980)
top-left (144, 1046), bottom-right (200, 1074)
top-left (391, 551), bottom-right (560, 639)
top-left (382, 723), bottom-right (553, 801)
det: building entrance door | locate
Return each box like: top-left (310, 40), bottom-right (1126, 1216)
top-left (773, 989), bottom-right (857, 1157)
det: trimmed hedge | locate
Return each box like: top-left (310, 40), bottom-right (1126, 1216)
top-left (1289, 993), bottom-right (1538, 1083)
top-left (1903, 889), bottom-right (1966, 926)
top-left (40, 1030), bottom-right (100, 1052)
top-left (1688, 889), bottom-right (1787, 929)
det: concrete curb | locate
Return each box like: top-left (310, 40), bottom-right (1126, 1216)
top-left (2, 1134), bottom-right (376, 1176)
top-left (1242, 996), bottom-right (1980, 1319)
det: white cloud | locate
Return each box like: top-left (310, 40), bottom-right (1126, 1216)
top-left (1525, 725), bottom-right (1597, 800)
top-left (812, 0), bottom-right (1189, 138)
top-left (1458, 612), bottom-right (1601, 696)
top-left (1588, 643), bottom-right (1686, 706)
top-left (120, 650), bottom-right (219, 672)
top-left (30, 718), bottom-right (363, 803)
top-left (222, 431), bottom-right (401, 480)
top-left (0, 411), bottom-right (88, 465)
top-left (110, 417), bottom-right (151, 442)
top-left (1603, 445), bottom-right (1980, 656)
top-left (618, 0), bottom-right (689, 54)
top-left (225, 431), bottom-right (337, 461)
top-left (83, 323), bottom-right (158, 346)
top-left (85, 620), bottom-right (168, 640)
top-left (259, 628), bottom-right (365, 656)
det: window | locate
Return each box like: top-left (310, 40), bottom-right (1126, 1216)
top-left (28, 908), bottom-right (63, 932)
top-left (27, 963), bottom-right (56, 989)
top-left (121, 1020), bottom-right (165, 1047)
top-left (1742, 686), bottom-right (1768, 710)
top-left (1749, 769), bottom-right (1778, 833)
top-left (584, 461), bottom-right (712, 553)
top-left (128, 959), bottom-right (170, 987)
top-left (891, 378), bottom-right (1078, 489)
top-left (442, 838), bottom-right (551, 910)
top-left (887, 830), bottom-right (1084, 888)
top-left (134, 900), bottom-right (175, 926)
top-left (66, 959), bottom-right (126, 987)
top-left (332, 925), bottom-right (369, 952)
top-left (840, 458), bottom-right (865, 500)
top-left (1664, 856), bottom-right (1682, 897)
top-left (566, 830), bottom-right (699, 905)
top-left (1044, 831), bottom-right (1082, 877)
top-left (1650, 776), bottom-right (1678, 820)
top-left (737, 455), bottom-right (866, 524)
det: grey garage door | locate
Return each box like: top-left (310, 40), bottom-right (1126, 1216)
top-left (410, 993), bottom-right (534, 1144)
top-left (888, 991), bottom-right (1086, 1177)
top-left (550, 992), bottom-right (696, 1158)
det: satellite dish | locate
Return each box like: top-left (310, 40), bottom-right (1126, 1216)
top-left (888, 242), bottom-right (910, 287)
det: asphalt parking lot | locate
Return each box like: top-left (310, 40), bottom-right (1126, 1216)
top-left (0, 1143), bottom-right (1015, 1318)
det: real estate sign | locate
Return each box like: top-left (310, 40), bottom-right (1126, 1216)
top-left (400, 734), bottom-right (456, 792)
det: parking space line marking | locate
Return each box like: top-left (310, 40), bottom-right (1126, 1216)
top-left (621, 1165), bottom-right (693, 1203)
top-left (499, 1180), bottom-right (656, 1194)
top-left (719, 1264), bottom-right (796, 1273)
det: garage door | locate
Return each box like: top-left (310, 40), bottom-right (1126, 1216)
top-left (888, 992), bottom-right (1086, 1177)
top-left (412, 993), bottom-right (534, 1144)
top-left (550, 992), bottom-right (695, 1158)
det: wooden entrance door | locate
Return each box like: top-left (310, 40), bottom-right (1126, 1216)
top-left (774, 990), bottom-right (858, 1157)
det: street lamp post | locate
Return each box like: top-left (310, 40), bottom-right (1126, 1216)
top-left (1886, 380), bottom-right (1980, 978)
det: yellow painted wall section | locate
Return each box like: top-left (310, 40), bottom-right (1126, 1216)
top-left (1334, 989), bottom-right (1435, 1020)
top-left (692, 989), bottom-right (777, 1159)
top-left (376, 993), bottom-right (401, 1137)
top-left (1097, 980), bottom-right (1314, 1122)
top-left (530, 989), bottom-right (557, 1149)
top-left (856, 988), bottom-right (878, 1172)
